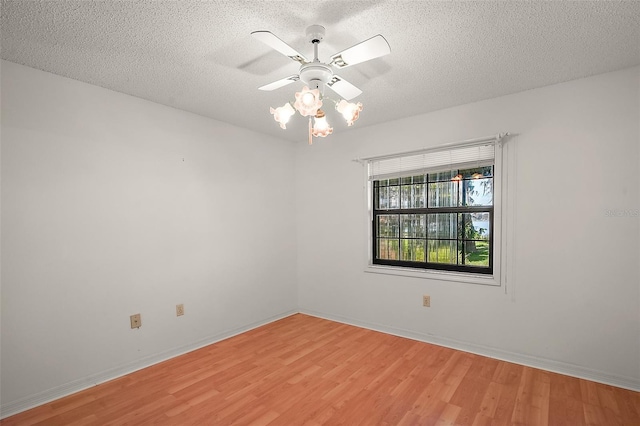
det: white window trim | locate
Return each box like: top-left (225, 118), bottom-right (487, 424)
top-left (358, 133), bottom-right (509, 286)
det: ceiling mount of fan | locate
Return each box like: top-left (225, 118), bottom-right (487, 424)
top-left (305, 24), bottom-right (325, 45)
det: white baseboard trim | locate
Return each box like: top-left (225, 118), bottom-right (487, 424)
top-left (300, 309), bottom-right (640, 393)
top-left (0, 310), bottom-right (297, 419)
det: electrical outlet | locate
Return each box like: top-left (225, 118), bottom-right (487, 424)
top-left (423, 295), bottom-right (431, 307)
top-left (130, 313), bottom-right (141, 329)
top-left (176, 304), bottom-right (184, 316)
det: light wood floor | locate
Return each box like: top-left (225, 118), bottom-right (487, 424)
top-left (2, 314), bottom-right (638, 425)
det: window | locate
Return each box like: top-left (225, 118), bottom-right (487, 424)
top-left (367, 139), bottom-right (500, 277)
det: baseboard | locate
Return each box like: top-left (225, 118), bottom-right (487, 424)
top-left (0, 309), bottom-right (297, 419)
top-left (300, 309), bottom-right (640, 392)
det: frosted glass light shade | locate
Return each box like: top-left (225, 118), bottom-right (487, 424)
top-left (336, 100), bottom-right (363, 126)
top-left (270, 103), bottom-right (296, 129)
top-left (312, 110), bottom-right (333, 137)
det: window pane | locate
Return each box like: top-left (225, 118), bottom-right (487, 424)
top-left (400, 239), bottom-right (426, 262)
top-left (388, 185), bottom-right (400, 209)
top-left (377, 239), bottom-right (386, 259)
top-left (428, 213), bottom-right (457, 239)
top-left (462, 178), bottom-right (493, 206)
top-left (377, 215), bottom-right (399, 237)
top-left (401, 185), bottom-right (412, 209)
top-left (377, 238), bottom-right (399, 260)
top-left (412, 184), bottom-right (426, 208)
top-left (402, 175), bottom-right (426, 185)
top-left (428, 181), bottom-right (459, 207)
top-left (377, 186), bottom-right (388, 209)
top-left (401, 184), bottom-right (426, 208)
top-left (429, 170), bottom-right (457, 182)
top-left (427, 240), bottom-right (457, 264)
top-left (401, 214), bottom-right (426, 238)
top-left (460, 241), bottom-right (490, 267)
top-left (459, 166), bottom-right (493, 179)
top-left (403, 175), bottom-right (426, 184)
top-left (458, 213), bottom-right (490, 240)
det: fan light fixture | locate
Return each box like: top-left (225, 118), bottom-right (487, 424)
top-left (271, 86), bottom-right (362, 144)
top-left (252, 25), bottom-right (390, 144)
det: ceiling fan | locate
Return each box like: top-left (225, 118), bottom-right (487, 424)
top-left (251, 25), bottom-right (390, 100)
top-left (251, 25), bottom-right (390, 143)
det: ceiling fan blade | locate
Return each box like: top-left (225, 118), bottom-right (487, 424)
top-left (326, 75), bottom-right (362, 100)
top-left (330, 35), bottom-right (390, 69)
top-left (258, 75), bottom-right (300, 91)
top-left (251, 31), bottom-right (309, 64)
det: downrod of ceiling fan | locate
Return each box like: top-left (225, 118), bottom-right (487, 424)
top-left (301, 25), bottom-right (330, 90)
top-left (306, 25), bottom-right (325, 62)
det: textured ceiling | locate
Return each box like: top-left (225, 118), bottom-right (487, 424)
top-left (2, 1), bottom-right (639, 143)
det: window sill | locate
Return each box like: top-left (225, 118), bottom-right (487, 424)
top-left (364, 264), bottom-right (500, 286)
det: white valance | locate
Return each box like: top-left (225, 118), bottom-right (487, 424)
top-left (363, 134), bottom-right (505, 181)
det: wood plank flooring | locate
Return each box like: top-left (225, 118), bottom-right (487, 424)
top-left (2, 314), bottom-right (638, 425)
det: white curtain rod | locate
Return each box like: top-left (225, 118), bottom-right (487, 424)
top-left (352, 132), bottom-right (510, 163)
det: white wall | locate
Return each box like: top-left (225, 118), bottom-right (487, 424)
top-left (1, 61), bottom-right (638, 418)
top-left (0, 60), bottom-right (298, 413)
top-left (295, 67), bottom-right (640, 390)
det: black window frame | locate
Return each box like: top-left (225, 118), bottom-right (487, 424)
top-left (372, 167), bottom-right (494, 275)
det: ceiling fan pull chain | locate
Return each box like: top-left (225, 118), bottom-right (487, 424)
top-left (308, 117), bottom-right (313, 145)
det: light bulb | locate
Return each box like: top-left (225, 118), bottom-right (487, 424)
top-left (294, 86), bottom-right (322, 117)
top-left (302, 92), bottom-right (316, 106)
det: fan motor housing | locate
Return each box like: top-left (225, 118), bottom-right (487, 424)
top-left (299, 62), bottom-right (333, 90)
